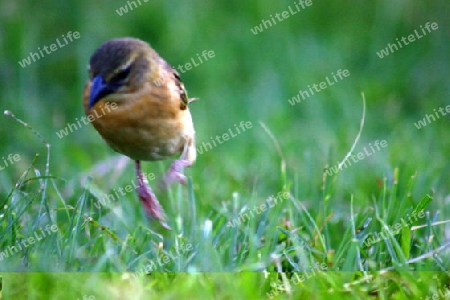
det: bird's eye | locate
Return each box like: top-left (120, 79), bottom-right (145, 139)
top-left (112, 66), bottom-right (132, 84)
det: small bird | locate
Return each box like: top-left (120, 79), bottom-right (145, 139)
top-left (82, 37), bottom-right (197, 229)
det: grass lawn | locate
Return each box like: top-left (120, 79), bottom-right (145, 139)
top-left (0, 0), bottom-right (449, 299)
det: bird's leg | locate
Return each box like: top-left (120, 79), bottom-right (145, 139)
top-left (160, 159), bottom-right (192, 189)
top-left (135, 160), bottom-right (171, 230)
top-left (160, 138), bottom-right (196, 190)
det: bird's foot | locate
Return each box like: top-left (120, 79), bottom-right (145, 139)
top-left (137, 183), bottom-right (171, 230)
top-left (136, 160), bottom-right (171, 230)
top-left (159, 159), bottom-right (192, 190)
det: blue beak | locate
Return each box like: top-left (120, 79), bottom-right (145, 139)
top-left (89, 75), bottom-right (117, 109)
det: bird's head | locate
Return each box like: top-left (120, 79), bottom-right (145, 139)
top-left (87, 37), bottom-right (155, 109)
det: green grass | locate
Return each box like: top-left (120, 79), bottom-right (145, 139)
top-left (1, 0), bottom-right (449, 298)
top-left (2, 272), bottom-right (450, 299)
top-left (1, 109), bottom-right (449, 298)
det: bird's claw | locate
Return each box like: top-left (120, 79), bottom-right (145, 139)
top-left (159, 159), bottom-right (192, 190)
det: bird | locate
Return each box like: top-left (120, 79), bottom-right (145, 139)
top-left (82, 37), bottom-right (197, 229)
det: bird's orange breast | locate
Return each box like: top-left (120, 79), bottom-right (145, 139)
top-left (83, 80), bottom-right (195, 161)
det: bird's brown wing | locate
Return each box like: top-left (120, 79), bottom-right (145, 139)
top-left (173, 71), bottom-right (189, 110)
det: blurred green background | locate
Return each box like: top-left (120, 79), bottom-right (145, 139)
top-left (0, 0), bottom-right (449, 271)
top-left (1, 1), bottom-right (450, 298)
top-left (1, 0), bottom-right (448, 204)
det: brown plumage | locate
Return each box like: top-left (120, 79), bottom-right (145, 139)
top-left (83, 37), bottom-right (196, 229)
